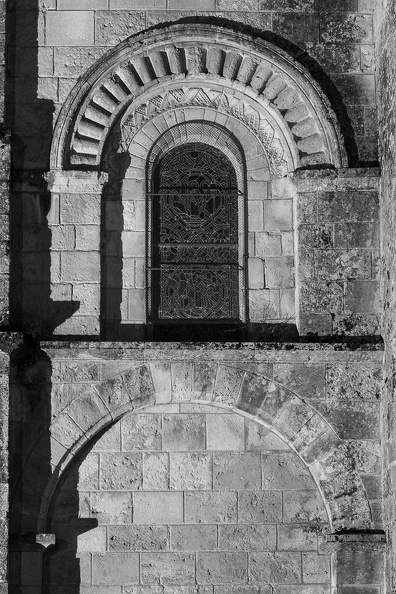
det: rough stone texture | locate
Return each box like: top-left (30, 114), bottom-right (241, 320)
top-left (377, 1), bottom-right (396, 591)
top-left (45, 404), bottom-right (331, 590)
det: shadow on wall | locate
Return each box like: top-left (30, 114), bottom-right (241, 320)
top-left (6, 1), bottom-right (79, 338)
top-left (8, 340), bottom-right (53, 590)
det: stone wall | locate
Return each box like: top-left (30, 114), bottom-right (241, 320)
top-left (375, 0), bottom-right (396, 591)
top-left (8, 342), bottom-right (385, 591)
top-left (46, 405), bottom-right (332, 592)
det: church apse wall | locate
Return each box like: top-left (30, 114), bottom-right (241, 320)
top-left (3, 0), bottom-right (387, 592)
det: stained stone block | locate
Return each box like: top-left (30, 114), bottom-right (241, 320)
top-left (197, 552), bottom-right (247, 584)
top-left (91, 491), bottom-right (132, 525)
top-left (163, 414), bottom-right (205, 451)
top-left (121, 414), bottom-right (162, 451)
top-left (133, 492), bottom-right (184, 524)
top-left (100, 453), bottom-right (143, 490)
top-left (214, 452), bottom-right (261, 490)
top-left (206, 414), bottom-right (245, 450)
top-left (140, 552), bottom-right (196, 585)
top-left (238, 491), bottom-right (282, 523)
top-left (302, 552), bottom-right (331, 583)
top-left (108, 525), bottom-right (169, 551)
top-left (277, 525), bottom-right (317, 551)
top-left (218, 524), bottom-right (276, 551)
top-left (282, 490), bottom-right (328, 524)
top-left (185, 491), bottom-right (237, 523)
top-left (170, 452), bottom-right (212, 490)
top-left (143, 452), bottom-right (169, 490)
top-left (249, 552), bottom-right (301, 584)
top-left (170, 525), bottom-right (217, 551)
top-left (92, 553), bottom-right (139, 585)
top-left (261, 452), bottom-right (314, 490)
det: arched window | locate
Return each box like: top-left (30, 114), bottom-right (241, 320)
top-left (147, 142), bottom-right (244, 340)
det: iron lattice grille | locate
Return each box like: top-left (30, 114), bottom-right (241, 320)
top-left (148, 143), bottom-right (241, 324)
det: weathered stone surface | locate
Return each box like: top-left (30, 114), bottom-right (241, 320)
top-left (100, 452), bottom-right (143, 490)
top-left (141, 552), bottom-right (195, 585)
top-left (121, 414), bottom-right (162, 451)
top-left (91, 491), bottom-right (132, 525)
top-left (170, 452), bottom-right (212, 490)
top-left (92, 553), bottom-right (139, 585)
top-left (249, 551), bottom-right (301, 584)
top-left (171, 525), bottom-right (217, 551)
top-left (218, 524), bottom-right (276, 551)
top-left (197, 552), bottom-right (247, 584)
top-left (95, 11), bottom-right (146, 44)
top-left (185, 491), bottom-right (237, 524)
top-left (108, 525), bottom-right (169, 551)
top-left (163, 414), bottom-right (205, 450)
top-left (133, 492), bottom-right (183, 524)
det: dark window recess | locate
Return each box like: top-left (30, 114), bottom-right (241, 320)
top-left (147, 142), bottom-right (243, 341)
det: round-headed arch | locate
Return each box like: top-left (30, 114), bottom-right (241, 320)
top-left (11, 361), bottom-right (372, 534)
top-left (51, 23), bottom-right (347, 172)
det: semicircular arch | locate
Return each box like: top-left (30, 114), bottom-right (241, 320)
top-left (51, 23), bottom-right (347, 172)
top-left (10, 362), bottom-right (372, 535)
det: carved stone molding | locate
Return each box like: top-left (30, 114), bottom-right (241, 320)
top-left (51, 23), bottom-right (347, 171)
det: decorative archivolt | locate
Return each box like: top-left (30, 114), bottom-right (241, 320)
top-left (118, 86), bottom-right (289, 177)
top-left (51, 23), bottom-right (347, 171)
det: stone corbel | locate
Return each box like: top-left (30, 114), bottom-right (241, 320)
top-left (9, 532), bottom-right (56, 551)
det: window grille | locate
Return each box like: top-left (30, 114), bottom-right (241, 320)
top-left (147, 142), bottom-right (244, 339)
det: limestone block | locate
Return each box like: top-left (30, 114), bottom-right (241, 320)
top-left (206, 414), bottom-right (244, 450)
top-left (245, 422), bottom-right (289, 451)
top-left (249, 289), bottom-right (281, 321)
top-left (77, 527), bottom-right (106, 552)
top-left (238, 491), bottom-right (282, 523)
top-left (61, 251), bottom-right (100, 283)
top-left (314, 401), bottom-right (379, 439)
top-left (122, 231), bottom-right (145, 257)
top-left (283, 490), bottom-right (328, 523)
top-left (264, 200), bottom-right (293, 231)
top-left (60, 194), bottom-right (100, 225)
top-left (318, 190), bottom-right (379, 222)
top-left (133, 492), bottom-right (183, 524)
top-left (141, 552), bottom-right (196, 585)
top-left (216, 587), bottom-right (272, 594)
top-left (92, 553), bottom-right (139, 585)
top-left (193, 362), bottom-right (217, 400)
top-left (54, 47), bottom-right (109, 77)
top-left (92, 423), bottom-right (121, 452)
top-left (273, 364), bottom-right (325, 400)
top-left (218, 524), bottom-right (276, 551)
top-left (255, 232), bottom-right (282, 257)
top-left (315, 249), bottom-right (372, 281)
top-left (337, 546), bottom-right (384, 584)
top-left (143, 452), bottom-right (169, 490)
top-left (100, 453), bottom-right (143, 490)
top-left (248, 181), bottom-right (268, 201)
top-left (121, 414), bottom-right (161, 451)
top-left (150, 361), bottom-right (172, 404)
top-left (108, 525), bottom-right (169, 551)
top-left (170, 452), bottom-right (212, 490)
top-left (345, 281), bottom-right (380, 312)
top-left (72, 283), bottom-right (100, 315)
top-left (46, 11), bottom-right (95, 46)
top-left (248, 201), bottom-right (264, 232)
top-left (75, 226), bottom-right (100, 251)
top-left (300, 281), bottom-right (343, 314)
top-left (127, 289), bottom-right (145, 322)
top-left (170, 525), bottom-right (217, 551)
top-left (237, 373), bottom-right (273, 417)
top-left (298, 223), bottom-right (333, 248)
top-left (214, 452), bottom-right (261, 490)
top-left (213, 365), bottom-right (245, 407)
top-left (261, 453), bottom-right (315, 490)
top-left (51, 225), bottom-right (75, 250)
top-left (91, 491), bottom-right (132, 525)
top-left (326, 363), bottom-right (381, 400)
top-left (185, 491), bottom-right (237, 523)
top-left (248, 258), bottom-right (264, 290)
top-left (264, 256), bottom-right (295, 288)
top-left (249, 552), bottom-right (301, 584)
top-left (163, 414), bottom-right (205, 451)
top-left (197, 552), bottom-right (247, 584)
top-left (59, 0), bottom-right (107, 7)
top-left (95, 11), bottom-right (146, 45)
top-left (302, 552), bottom-right (331, 583)
top-left (334, 222), bottom-right (379, 248)
top-left (277, 525), bottom-right (317, 551)
top-left (50, 412), bottom-right (83, 449)
top-left (171, 362), bottom-right (193, 400)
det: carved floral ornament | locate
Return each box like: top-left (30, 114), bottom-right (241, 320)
top-left (51, 23), bottom-right (347, 171)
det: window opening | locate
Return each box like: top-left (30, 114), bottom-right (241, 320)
top-left (147, 142), bottom-right (243, 340)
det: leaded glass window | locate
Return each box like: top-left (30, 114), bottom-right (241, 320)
top-left (147, 142), bottom-right (243, 340)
